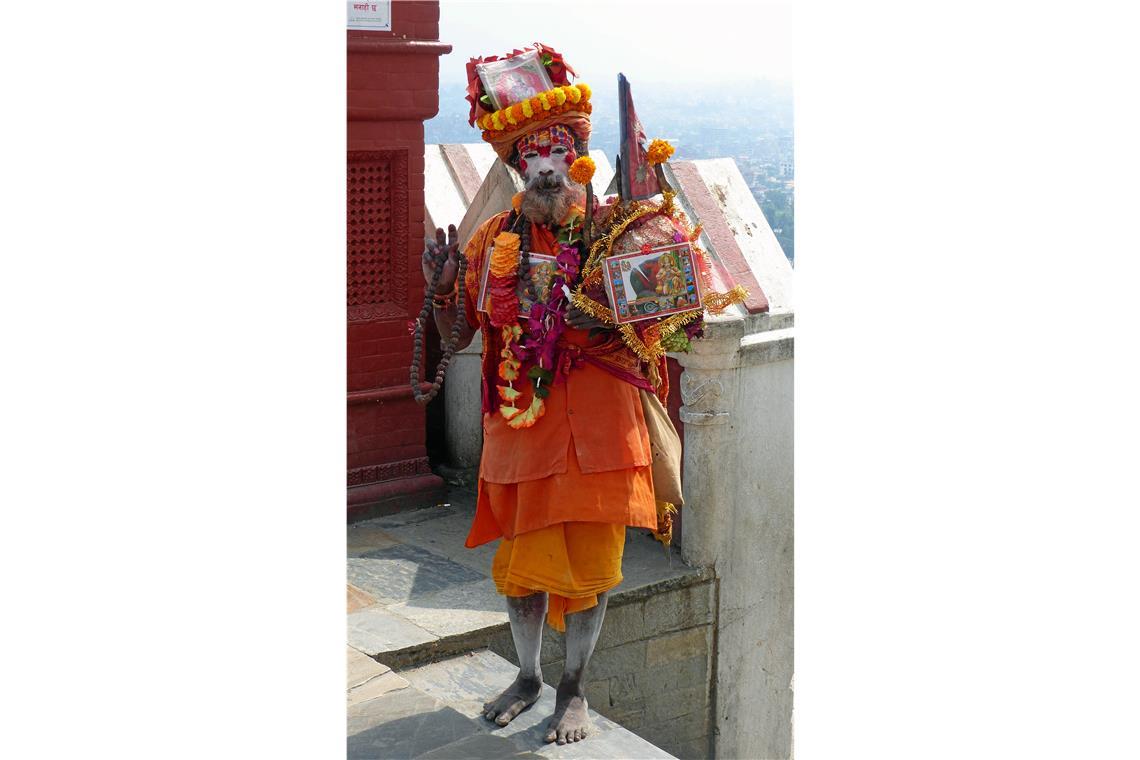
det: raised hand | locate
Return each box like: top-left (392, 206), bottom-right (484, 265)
top-left (422, 224), bottom-right (461, 294)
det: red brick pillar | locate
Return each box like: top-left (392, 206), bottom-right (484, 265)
top-left (346, 1), bottom-right (451, 517)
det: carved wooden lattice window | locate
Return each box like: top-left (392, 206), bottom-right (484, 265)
top-left (347, 150), bottom-right (408, 321)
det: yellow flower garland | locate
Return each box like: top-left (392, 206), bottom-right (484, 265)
top-left (477, 84), bottom-right (591, 134)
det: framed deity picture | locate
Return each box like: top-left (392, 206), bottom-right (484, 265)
top-left (477, 248), bottom-right (559, 316)
top-left (475, 50), bottom-right (554, 111)
top-left (602, 242), bottom-right (704, 324)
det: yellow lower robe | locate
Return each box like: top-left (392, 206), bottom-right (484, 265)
top-left (491, 522), bottom-right (627, 632)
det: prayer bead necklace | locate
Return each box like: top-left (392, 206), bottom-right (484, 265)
top-left (409, 246), bottom-right (468, 406)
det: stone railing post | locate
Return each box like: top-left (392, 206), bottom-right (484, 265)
top-left (676, 321), bottom-right (743, 569)
top-left (676, 314), bottom-right (794, 760)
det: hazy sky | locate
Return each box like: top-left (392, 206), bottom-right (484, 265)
top-left (435, 0), bottom-right (793, 87)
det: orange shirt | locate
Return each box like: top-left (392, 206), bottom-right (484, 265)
top-left (462, 212), bottom-right (653, 485)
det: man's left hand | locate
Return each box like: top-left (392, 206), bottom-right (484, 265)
top-left (564, 305), bottom-right (610, 331)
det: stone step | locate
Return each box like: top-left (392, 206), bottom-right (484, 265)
top-left (346, 491), bottom-right (711, 670)
top-left (347, 649), bottom-right (676, 759)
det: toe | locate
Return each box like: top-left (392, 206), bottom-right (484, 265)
top-left (544, 729), bottom-right (557, 743)
top-left (499, 700), bottom-right (527, 725)
top-left (557, 730), bottom-right (568, 745)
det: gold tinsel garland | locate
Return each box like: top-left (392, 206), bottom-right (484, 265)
top-left (571, 190), bottom-right (749, 382)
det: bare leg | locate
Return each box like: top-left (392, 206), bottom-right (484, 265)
top-left (545, 592), bottom-right (609, 744)
top-left (483, 592), bottom-right (547, 726)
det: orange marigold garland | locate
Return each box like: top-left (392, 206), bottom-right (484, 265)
top-left (487, 232), bottom-right (521, 328)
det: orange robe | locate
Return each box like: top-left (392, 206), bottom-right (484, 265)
top-left (461, 211), bottom-right (658, 630)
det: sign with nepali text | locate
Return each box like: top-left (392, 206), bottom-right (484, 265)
top-left (347, 0), bottom-right (391, 31)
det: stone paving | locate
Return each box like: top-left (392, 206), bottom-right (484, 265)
top-left (346, 487), bottom-right (696, 758)
top-left (347, 649), bottom-right (675, 759)
top-left (346, 488), bottom-right (702, 665)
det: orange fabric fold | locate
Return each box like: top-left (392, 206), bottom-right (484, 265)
top-left (466, 441), bottom-right (657, 547)
top-left (491, 521), bottom-right (625, 632)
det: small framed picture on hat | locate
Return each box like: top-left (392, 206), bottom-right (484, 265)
top-left (602, 243), bottom-right (704, 325)
top-left (476, 50), bottom-right (554, 111)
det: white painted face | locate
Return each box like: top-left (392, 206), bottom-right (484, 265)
top-left (516, 129), bottom-right (577, 194)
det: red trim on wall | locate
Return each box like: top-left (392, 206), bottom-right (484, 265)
top-left (670, 161), bottom-right (770, 314)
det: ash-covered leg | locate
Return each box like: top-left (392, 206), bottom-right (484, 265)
top-left (545, 591), bottom-right (609, 744)
top-left (483, 591), bottom-right (547, 726)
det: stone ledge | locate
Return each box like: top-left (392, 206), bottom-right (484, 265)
top-left (349, 489), bottom-right (712, 672)
top-left (739, 326), bottom-right (794, 366)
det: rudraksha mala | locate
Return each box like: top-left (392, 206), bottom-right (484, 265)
top-left (409, 245), bottom-right (468, 406)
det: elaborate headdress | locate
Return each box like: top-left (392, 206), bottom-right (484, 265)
top-left (465, 43), bottom-right (592, 163)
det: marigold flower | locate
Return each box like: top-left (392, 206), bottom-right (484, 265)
top-left (565, 85), bottom-right (581, 104)
top-left (576, 82), bottom-right (591, 100)
top-left (538, 93), bottom-right (551, 110)
top-left (568, 156), bottom-right (596, 185)
top-left (490, 232), bottom-right (521, 277)
top-left (647, 138), bottom-right (675, 166)
top-left (504, 108), bottom-right (518, 126)
top-left (521, 100), bottom-right (534, 118)
top-left (552, 88), bottom-right (567, 106)
top-left (491, 112), bottom-right (504, 130)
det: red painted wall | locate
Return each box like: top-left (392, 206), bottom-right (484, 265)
top-left (347, 1), bottom-right (451, 514)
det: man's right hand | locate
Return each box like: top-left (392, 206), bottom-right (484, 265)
top-left (422, 224), bottom-right (461, 295)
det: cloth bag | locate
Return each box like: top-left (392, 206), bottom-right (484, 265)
top-left (638, 388), bottom-right (685, 507)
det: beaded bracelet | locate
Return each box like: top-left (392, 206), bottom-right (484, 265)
top-left (431, 285), bottom-right (458, 309)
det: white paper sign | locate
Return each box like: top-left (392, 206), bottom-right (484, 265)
top-left (347, 0), bottom-right (391, 31)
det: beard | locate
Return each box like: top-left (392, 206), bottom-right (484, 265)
top-left (520, 175), bottom-right (577, 226)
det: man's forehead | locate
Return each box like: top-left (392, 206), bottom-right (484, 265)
top-left (516, 125), bottom-right (575, 154)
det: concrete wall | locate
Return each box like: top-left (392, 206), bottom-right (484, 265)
top-left (487, 579), bottom-right (717, 760)
top-left (677, 315), bottom-right (794, 760)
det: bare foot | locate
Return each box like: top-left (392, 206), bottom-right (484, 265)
top-left (544, 694), bottom-right (591, 744)
top-left (482, 674), bottom-right (542, 727)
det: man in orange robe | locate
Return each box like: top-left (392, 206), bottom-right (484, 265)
top-left (421, 46), bottom-right (661, 746)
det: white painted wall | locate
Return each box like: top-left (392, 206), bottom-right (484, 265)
top-left (678, 317), bottom-right (794, 760)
